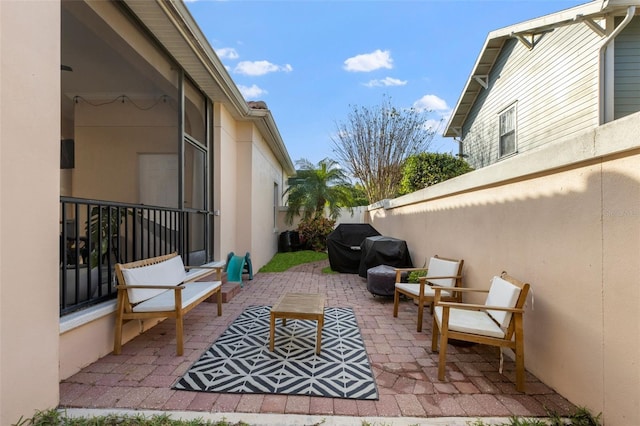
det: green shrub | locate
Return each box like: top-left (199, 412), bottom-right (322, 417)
top-left (297, 217), bottom-right (336, 251)
top-left (407, 269), bottom-right (427, 283)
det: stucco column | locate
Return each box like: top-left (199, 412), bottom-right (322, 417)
top-left (0, 1), bottom-right (61, 423)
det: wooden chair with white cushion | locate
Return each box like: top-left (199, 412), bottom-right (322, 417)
top-left (431, 271), bottom-right (530, 391)
top-left (393, 255), bottom-right (464, 332)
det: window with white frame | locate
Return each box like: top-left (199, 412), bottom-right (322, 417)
top-left (499, 104), bottom-right (516, 157)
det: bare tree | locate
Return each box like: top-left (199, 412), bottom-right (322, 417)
top-left (332, 96), bottom-right (437, 203)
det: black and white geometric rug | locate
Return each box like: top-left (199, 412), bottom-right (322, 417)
top-left (173, 305), bottom-right (378, 400)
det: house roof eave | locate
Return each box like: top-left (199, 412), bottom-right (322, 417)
top-left (248, 108), bottom-right (296, 175)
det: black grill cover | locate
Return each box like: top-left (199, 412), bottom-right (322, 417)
top-left (358, 235), bottom-right (413, 277)
top-left (327, 224), bottom-right (380, 273)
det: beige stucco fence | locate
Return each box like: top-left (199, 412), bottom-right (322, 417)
top-left (364, 112), bottom-right (640, 425)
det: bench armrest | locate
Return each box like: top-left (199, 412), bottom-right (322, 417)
top-left (185, 262), bottom-right (225, 280)
top-left (117, 284), bottom-right (183, 291)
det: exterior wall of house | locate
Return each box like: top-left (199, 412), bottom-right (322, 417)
top-left (615, 17), bottom-right (640, 119)
top-left (462, 23), bottom-right (601, 169)
top-left (233, 120), bottom-right (289, 270)
top-left (0, 1), bottom-right (61, 424)
top-left (366, 112), bottom-right (640, 425)
top-left (213, 103), bottom-right (239, 261)
top-left (235, 121), bottom-right (254, 257)
top-left (249, 127), bottom-right (289, 269)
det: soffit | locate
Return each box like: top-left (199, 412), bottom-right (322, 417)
top-left (443, 0), bottom-right (636, 138)
top-left (123, 0), bottom-right (247, 118)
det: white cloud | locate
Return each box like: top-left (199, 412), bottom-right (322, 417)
top-left (216, 47), bottom-right (239, 60)
top-left (238, 84), bottom-right (268, 99)
top-left (413, 94), bottom-right (449, 112)
top-left (364, 77), bottom-right (407, 88)
top-left (234, 60), bottom-right (293, 76)
top-left (343, 49), bottom-right (393, 72)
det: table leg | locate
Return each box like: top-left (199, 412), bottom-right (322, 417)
top-left (269, 312), bottom-right (276, 351)
top-left (316, 315), bottom-right (324, 354)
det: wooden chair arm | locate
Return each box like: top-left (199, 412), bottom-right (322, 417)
top-left (436, 300), bottom-right (525, 313)
top-left (394, 267), bottom-right (428, 273)
top-left (432, 286), bottom-right (488, 293)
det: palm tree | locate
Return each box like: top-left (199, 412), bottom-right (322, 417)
top-left (284, 158), bottom-right (354, 224)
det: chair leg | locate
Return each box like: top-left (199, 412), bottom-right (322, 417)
top-left (113, 314), bottom-right (123, 355)
top-left (437, 308), bottom-right (451, 381)
top-left (393, 289), bottom-right (399, 317)
top-left (514, 318), bottom-right (525, 392)
top-left (438, 332), bottom-right (448, 381)
top-left (113, 297), bottom-right (125, 355)
top-left (176, 315), bottom-right (184, 356)
top-left (216, 289), bottom-right (222, 316)
top-left (417, 298), bottom-right (424, 332)
top-left (431, 318), bottom-right (439, 352)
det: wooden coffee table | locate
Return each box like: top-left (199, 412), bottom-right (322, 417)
top-left (269, 292), bottom-right (326, 354)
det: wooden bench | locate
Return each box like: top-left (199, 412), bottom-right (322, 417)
top-left (113, 252), bottom-right (223, 356)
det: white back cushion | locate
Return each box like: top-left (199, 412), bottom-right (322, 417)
top-left (426, 257), bottom-right (460, 287)
top-left (485, 275), bottom-right (521, 328)
top-left (121, 255), bottom-right (187, 304)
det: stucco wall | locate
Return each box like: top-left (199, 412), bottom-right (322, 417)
top-left (214, 103), bottom-right (239, 261)
top-left (231, 119), bottom-right (290, 270)
top-left (366, 113), bottom-right (640, 425)
top-left (0, 1), bottom-right (61, 423)
top-left (250, 126), bottom-right (288, 269)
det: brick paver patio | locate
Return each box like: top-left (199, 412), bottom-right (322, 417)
top-left (59, 260), bottom-right (576, 421)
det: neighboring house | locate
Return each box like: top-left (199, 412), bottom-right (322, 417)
top-left (0, 1), bottom-right (294, 423)
top-left (445, 0), bottom-right (640, 169)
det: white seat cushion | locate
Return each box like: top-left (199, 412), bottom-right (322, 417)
top-left (121, 255), bottom-right (188, 303)
top-left (485, 276), bottom-right (522, 328)
top-left (395, 282), bottom-right (452, 298)
top-left (434, 306), bottom-right (505, 339)
top-left (425, 257), bottom-right (460, 287)
top-left (132, 281), bottom-right (221, 313)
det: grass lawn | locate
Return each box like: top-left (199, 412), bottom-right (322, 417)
top-left (258, 250), bottom-right (328, 272)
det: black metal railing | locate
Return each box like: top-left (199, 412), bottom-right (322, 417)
top-left (60, 197), bottom-right (209, 315)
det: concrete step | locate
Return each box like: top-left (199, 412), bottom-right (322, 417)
top-left (221, 282), bottom-right (242, 303)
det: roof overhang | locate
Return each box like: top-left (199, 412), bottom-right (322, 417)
top-left (122, 0), bottom-right (295, 174)
top-left (443, 0), bottom-right (639, 138)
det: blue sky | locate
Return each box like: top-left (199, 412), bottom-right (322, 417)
top-left (186, 0), bottom-right (587, 166)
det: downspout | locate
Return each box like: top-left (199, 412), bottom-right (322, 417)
top-left (598, 5), bottom-right (635, 124)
